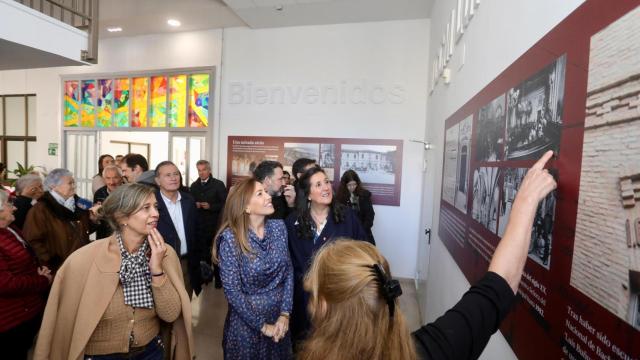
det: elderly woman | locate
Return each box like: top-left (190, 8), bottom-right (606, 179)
top-left (34, 183), bottom-right (193, 360)
top-left (285, 165), bottom-right (368, 346)
top-left (12, 173), bottom-right (44, 230)
top-left (0, 190), bottom-right (52, 360)
top-left (23, 168), bottom-right (96, 272)
top-left (213, 178), bottom-right (293, 359)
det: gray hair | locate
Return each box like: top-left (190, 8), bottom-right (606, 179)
top-left (15, 174), bottom-right (43, 195)
top-left (44, 168), bottom-right (74, 190)
top-left (0, 191), bottom-right (7, 211)
top-left (102, 165), bottom-right (122, 177)
top-left (196, 160), bottom-right (211, 171)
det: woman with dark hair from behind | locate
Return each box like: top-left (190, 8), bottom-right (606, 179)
top-left (92, 154), bottom-right (114, 194)
top-left (285, 165), bottom-right (370, 347)
top-left (336, 169), bottom-right (376, 244)
top-left (299, 151), bottom-right (557, 360)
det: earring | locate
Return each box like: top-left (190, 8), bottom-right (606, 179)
top-left (121, 223), bottom-right (128, 227)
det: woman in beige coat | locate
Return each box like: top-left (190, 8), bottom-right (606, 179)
top-left (34, 183), bottom-right (194, 360)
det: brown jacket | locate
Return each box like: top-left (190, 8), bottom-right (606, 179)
top-left (23, 192), bottom-right (94, 271)
top-left (34, 236), bottom-right (194, 360)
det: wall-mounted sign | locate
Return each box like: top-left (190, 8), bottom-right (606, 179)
top-left (437, 1), bottom-right (640, 358)
top-left (48, 143), bottom-right (58, 156)
top-left (227, 136), bottom-right (403, 206)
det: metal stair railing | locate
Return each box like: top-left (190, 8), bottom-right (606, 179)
top-left (13, 0), bottom-right (98, 63)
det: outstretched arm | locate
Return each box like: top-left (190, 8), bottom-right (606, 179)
top-left (488, 150), bottom-right (557, 293)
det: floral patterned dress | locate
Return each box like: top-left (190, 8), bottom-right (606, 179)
top-left (218, 219), bottom-right (294, 360)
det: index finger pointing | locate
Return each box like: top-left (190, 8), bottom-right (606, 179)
top-left (531, 150), bottom-right (554, 171)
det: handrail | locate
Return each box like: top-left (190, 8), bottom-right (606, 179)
top-left (13, 0), bottom-right (99, 63)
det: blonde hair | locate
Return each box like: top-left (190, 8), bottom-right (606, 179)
top-left (97, 183), bottom-right (155, 231)
top-left (299, 240), bottom-right (416, 360)
top-left (212, 178), bottom-right (257, 263)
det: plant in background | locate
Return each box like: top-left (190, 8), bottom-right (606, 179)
top-left (5, 162), bottom-right (48, 186)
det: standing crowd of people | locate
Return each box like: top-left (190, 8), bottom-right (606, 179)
top-left (0, 150), bottom-right (556, 360)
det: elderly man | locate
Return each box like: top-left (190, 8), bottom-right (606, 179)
top-left (93, 165), bottom-right (124, 239)
top-left (190, 160), bottom-right (227, 287)
top-left (13, 173), bottom-right (45, 230)
top-left (154, 161), bottom-right (203, 297)
top-left (253, 160), bottom-right (296, 220)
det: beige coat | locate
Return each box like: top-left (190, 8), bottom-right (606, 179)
top-left (34, 236), bottom-right (194, 360)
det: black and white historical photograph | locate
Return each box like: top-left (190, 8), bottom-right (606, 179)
top-left (505, 55), bottom-right (566, 160)
top-left (284, 142), bottom-right (320, 167)
top-left (454, 116), bottom-right (473, 213)
top-left (499, 168), bottom-right (555, 269)
top-left (340, 144), bottom-right (397, 184)
top-left (442, 123), bottom-right (459, 206)
top-left (320, 144), bottom-right (335, 168)
top-left (475, 94), bottom-right (506, 162)
top-left (471, 167), bottom-right (501, 233)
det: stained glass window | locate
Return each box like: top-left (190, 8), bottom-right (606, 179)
top-left (132, 77), bottom-right (148, 128)
top-left (81, 80), bottom-right (96, 127)
top-left (64, 81), bottom-right (79, 127)
top-left (189, 74), bottom-right (209, 127)
top-left (114, 79), bottom-right (130, 127)
top-left (64, 71), bottom-right (211, 129)
top-left (169, 75), bottom-right (186, 128)
top-left (97, 79), bottom-right (113, 127)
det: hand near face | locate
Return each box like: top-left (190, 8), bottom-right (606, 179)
top-left (147, 228), bottom-right (167, 275)
top-left (283, 185), bottom-right (296, 207)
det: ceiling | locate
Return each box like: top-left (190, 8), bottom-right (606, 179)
top-left (0, 38), bottom-right (85, 70)
top-left (99, 0), bottom-right (431, 38)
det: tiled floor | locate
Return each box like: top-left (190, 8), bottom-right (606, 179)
top-left (191, 278), bottom-right (422, 359)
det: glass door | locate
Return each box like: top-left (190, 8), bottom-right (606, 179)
top-left (170, 133), bottom-right (206, 187)
top-left (64, 131), bottom-right (98, 200)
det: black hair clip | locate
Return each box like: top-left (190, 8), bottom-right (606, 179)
top-left (371, 263), bottom-right (403, 318)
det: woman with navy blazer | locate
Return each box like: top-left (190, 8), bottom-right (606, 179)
top-left (0, 190), bottom-right (52, 360)
top-left (285, 166), bottom-right (370, 347)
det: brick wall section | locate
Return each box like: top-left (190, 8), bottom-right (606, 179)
top-left (571, 6), bottom-right (640, 323)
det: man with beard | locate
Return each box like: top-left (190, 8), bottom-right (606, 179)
top-left (253, 160), bottom-right (296, 220)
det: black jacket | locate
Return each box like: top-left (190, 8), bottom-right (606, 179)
top-left (93, 186), bottom-right (113, 239)
top-left (346, 189), bottom-right (376, 244)
top-left (13, 195), bottom-right (35, 231)
top-left (155, 190), bottom-right (203, 295)
top-left (268, 194), bottom-right (293, 220)
top-left (189, 175), bottom-right (227, 250)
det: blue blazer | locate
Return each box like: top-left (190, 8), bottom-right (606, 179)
top-left (285, 207), bottom-right (369, 343)
top-left (155, 190), bottom-right (203, 294)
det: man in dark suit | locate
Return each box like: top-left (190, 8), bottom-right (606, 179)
top-left (190, 159), bottom-right (227, 288)
top-left (154, 161), bottom-right (203, 297)
top-left (253, 160), bottom-right (296, 220)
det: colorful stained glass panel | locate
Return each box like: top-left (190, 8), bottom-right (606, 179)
top-left (188, 74), bottom-right (209, 127)
top-left (97, 79), bottom-right (113, 127)
top-left (64, 81), bottom-right (79, 127)
top-left (114, 79), bottom-right (130, 127)
top-left (132, 77), bottom-right (148, 127)
top-left (81, 80), bottom-right (96, 127)
top-left (150, 76), bottom-right (167, 127)
top-left (169, 75), bottom-right (186, 127)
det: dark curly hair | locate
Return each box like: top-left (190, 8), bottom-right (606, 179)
top-left (295, 166), bottom-right (346, 240)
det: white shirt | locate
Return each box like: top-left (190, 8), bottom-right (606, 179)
top-left (160, 191), bottom-right (188, 256)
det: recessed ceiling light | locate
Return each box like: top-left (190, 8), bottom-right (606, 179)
top-left (167, 19), bottom-right (181, 27)
top-left (107, 27), bottom-right (122, 32)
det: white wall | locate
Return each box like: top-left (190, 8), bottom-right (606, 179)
top-left (419, 0), bottom-right (585, 359)
top-left (0, 29), bottom-right (223, 174)
top-left (220, 19), bottom-right (430, 278)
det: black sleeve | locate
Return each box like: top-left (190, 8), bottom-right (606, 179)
top-left (209, 180), bottom-right (228, 213)
top-left (359, 192), bottom-right (375, 229)
top-left (413, 272), bottom-right (516, 360)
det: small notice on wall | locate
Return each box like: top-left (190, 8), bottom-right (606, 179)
top-left (227, 136), bottom-right (403, 206)
top-left (48, 143), bottom-right (58, 156)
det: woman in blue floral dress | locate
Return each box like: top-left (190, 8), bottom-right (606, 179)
top-left (213, 177), bottom-right (293, 359)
